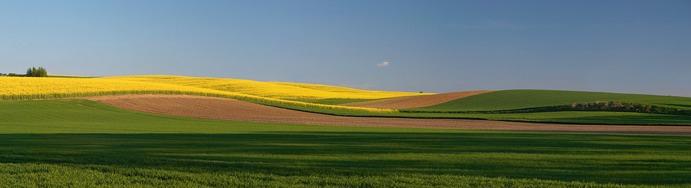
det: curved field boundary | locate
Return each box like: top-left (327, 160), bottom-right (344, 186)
top-left (87, 95), bottom-right (691, 134)
top-left (345, 90), bottom-right (493, 109)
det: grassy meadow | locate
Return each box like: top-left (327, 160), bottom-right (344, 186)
top-left (0, 100), bottom-right (690, 187)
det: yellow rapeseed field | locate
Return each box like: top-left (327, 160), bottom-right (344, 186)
top-left (0, 76), bottom-right (415, 113)
top-left (107, 75), bottom-right (424, 100)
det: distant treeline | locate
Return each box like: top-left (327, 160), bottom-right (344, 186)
top-left (0, 73), bottom-right (24, 76)
top-left (0, 66), bottom-right (48, 77)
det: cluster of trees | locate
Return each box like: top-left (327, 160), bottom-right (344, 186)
top-left (0, 67), bottom-right (48, 77)
top-left (26, 67), bottom-right (48, 77)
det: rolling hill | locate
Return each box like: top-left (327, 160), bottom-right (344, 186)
top-left (106, 75), bottom-right (424, 100)
top-left (412, 89), bottom-right (691, 112)
top-left (0, 75), bottom-right (419, 114)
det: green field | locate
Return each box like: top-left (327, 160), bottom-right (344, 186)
top-left (282, 105), bottom-right (691, 125)
top-left (416, 90), bottom-right (691, 112)
top-left (395, 111), bottom-right (691, 125)
top-left (340, 90), bottom-right (691, 125)
top-left (0, 100), bottom-right (690, 187)
top-left (262, 90), bottom-right (691, 125)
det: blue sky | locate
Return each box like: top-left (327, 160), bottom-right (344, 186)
top-left (1, 0), bottom-right (690, 96)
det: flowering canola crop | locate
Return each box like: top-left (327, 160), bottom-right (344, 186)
top-left (0, 75), bottom-right (422, 113)
top-left (107, 75), bottom-right (422, 100)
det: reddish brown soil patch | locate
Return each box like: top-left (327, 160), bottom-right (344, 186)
top-left (345, 90), bottom-right (493, 109)
top-left (87, 95), bottom-right (691, 135)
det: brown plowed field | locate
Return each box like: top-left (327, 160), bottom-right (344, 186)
top-left (345, 90), bottom-right (493, 109)
top-left (86, 95), bottom-right (691, 134)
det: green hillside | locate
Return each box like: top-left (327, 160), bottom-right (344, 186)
top-left (415, 90), bottom-right (691, 112)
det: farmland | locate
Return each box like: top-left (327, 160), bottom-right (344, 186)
top-left (2, 76), bottom-right (691, 125)
top-left (0, 75), bottom-right (690, 187)
top-left (3, 1), bottom-right (689, 187)
top-left (0, 76), bottom-right (402, 114)
top-left (0, 99), bottom-right (690, 187)
top-left (414, 90), bottom-right (691, 112)
top-left (106, 75), bottom-right (423, 100)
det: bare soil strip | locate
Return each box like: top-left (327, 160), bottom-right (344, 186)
top-left (86, 95), bottom-right (691, 134)
top-left (345, 90), bottom-right (493, 109)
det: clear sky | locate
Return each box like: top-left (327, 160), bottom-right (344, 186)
top-left (1, 0), bottom-right (690, 96)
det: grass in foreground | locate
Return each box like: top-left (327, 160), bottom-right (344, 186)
top-left (2, 133), bottom-right (690, 187)
top-left (0, 100), bottom-right (690, 187)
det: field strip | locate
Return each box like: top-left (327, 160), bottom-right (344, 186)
top-left (86, 94), bottom-right (691, 134)
top-left (344, 90), bottom-right (493, 109)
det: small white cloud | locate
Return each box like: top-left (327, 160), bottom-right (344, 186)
top-left (376, 61), bottom-right (391, 68)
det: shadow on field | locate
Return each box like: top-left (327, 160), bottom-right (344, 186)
top-left (0, 132), bottom-right (690, 185)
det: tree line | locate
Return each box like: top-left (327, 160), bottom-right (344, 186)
top-left (0, 67), bottom-right (48, 77)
